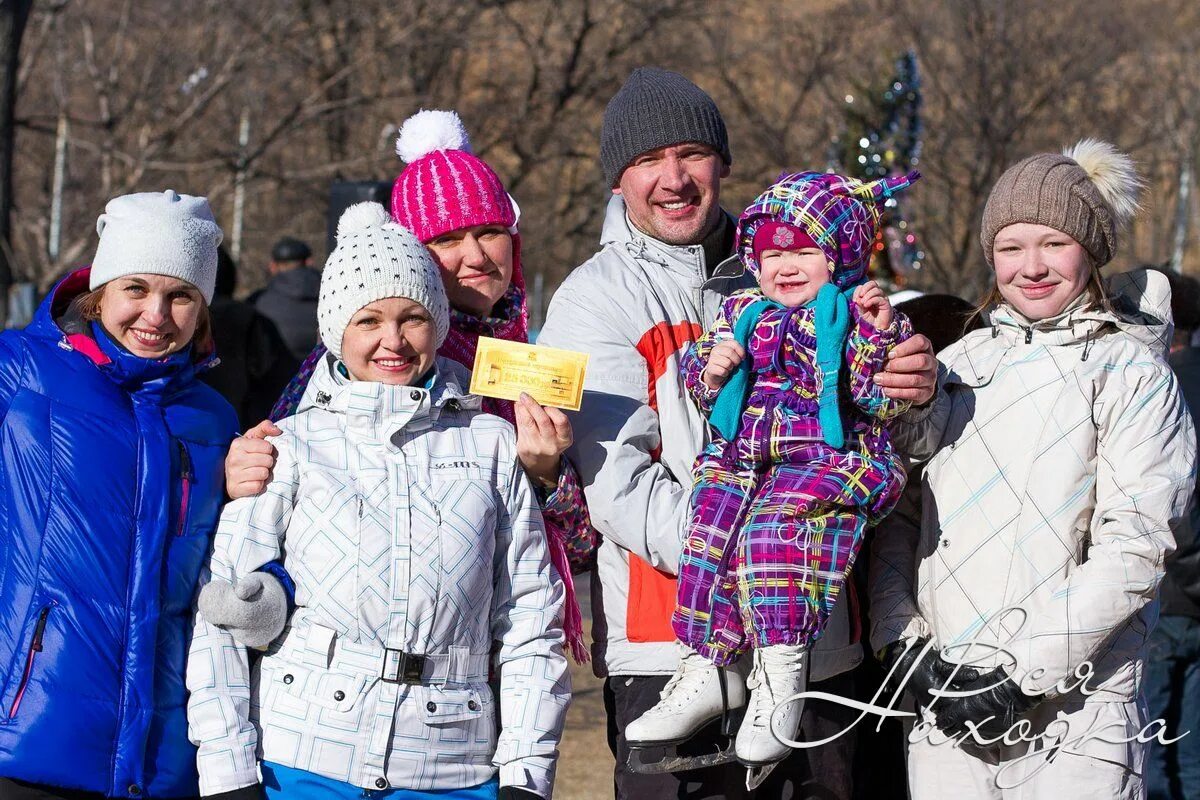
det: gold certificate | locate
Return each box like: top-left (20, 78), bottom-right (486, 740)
top-left (469, 337), bottom-right (589, 411)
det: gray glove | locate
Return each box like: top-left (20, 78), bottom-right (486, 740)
top-left (198, 573), bottom-right (288, 649)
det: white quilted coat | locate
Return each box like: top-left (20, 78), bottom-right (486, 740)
top-left (187, 356), bottom-right (569, 797)
top-left (871, 269), bottom-right (1197, 700)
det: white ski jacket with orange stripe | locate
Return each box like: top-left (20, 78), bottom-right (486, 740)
top-left (538, 195), bottom-right (864, 678)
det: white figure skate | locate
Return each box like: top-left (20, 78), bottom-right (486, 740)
top-left (625, 644), bottom-right (747, 774)
top-left (735, 644), bottom-right (809, 789)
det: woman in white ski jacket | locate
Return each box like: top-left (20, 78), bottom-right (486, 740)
top-left (187, 204), bottom-right (568, 800)
top-left (870, 141), bottom-right (1197, 799)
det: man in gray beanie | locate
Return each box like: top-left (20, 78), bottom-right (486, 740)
top-left (538, 66), bottom-right (939, 799)
top-left (600, 66), bottom-right (733, 189)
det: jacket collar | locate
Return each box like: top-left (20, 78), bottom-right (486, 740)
top-left (599, 194), bottom-right (743, 286)
top-left (950, 268), bottom-right (1174, 387)
top-left (298, 353), bottom-right (481, 445)
top-left (988, 292), bottom-right (1103, 345)
top-left (265, 265), bottom-right (322, 301)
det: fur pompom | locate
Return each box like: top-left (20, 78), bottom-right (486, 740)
top-left (395, 109), bottom-right (471, 163)
top-left (1063, 139), bottom-right (1144, 227)
top-left (337, 201), bottom-right (391, 238)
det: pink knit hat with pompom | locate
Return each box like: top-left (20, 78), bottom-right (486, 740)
top-left (389, 110), bottom-right (523, 289)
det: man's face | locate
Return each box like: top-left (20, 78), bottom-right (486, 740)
top-left (614, 143), bottom-right (729, 246)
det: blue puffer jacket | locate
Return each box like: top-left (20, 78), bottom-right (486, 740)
top-left (0, 269), bottom-right (237, 798)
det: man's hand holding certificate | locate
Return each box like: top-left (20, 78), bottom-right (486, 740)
top-left (469, 337), bottom-right (589, 411)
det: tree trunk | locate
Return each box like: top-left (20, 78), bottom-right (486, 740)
top-left (0, 0), bottom-right (34, 325)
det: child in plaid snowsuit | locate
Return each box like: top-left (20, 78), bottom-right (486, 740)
top-left (674, 171), bottom-right (919, 666)
top-left (626, 171), bottom-right (921, 764)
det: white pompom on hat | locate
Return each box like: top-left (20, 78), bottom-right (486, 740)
top-left (317, 201), bottom-right (449, 361)
top-left (394, 109), bottom-right (471, 164)
top-left (90, 190), bottom-right (223, 303)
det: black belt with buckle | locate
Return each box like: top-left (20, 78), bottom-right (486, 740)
top-left (381, 649), bottom-right (428, 684)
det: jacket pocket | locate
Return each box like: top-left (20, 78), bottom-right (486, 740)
top-left (421, 685), bottom-right (489, 725)
top-left (418, 685), bottom-right (495, 763)
top-left (175, 440), bottom-right (193, 537)
top-left (272, 661), bottom-right (370, 714)
top-left (424, 478), bottom-right (498, 536)
top-left (8, 603), bottom-right (52, 719)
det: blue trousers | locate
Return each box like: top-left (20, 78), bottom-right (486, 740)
top-left (1145, 615), bottom-right (1200, 800)
top-left (261, 762), bottom-right (499, 800)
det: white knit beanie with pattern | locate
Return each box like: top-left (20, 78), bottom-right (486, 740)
top-left (90, 190), bottom-right (223, 303)
top-left (318, 202), bottom-right (449, 360)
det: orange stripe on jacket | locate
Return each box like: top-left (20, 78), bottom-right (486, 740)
top-left (627, 321), bottom-right (701, 643)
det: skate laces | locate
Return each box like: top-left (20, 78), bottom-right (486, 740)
top-left (656, 646), bottom-right (716, 710)
top-left (747, 647), bottom-right (808, 725)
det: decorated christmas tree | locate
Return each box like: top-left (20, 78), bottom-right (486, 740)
top-left (827, 51), bottom-right (924, 292)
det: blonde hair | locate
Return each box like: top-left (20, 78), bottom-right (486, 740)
top-left (71, 286), bottom-right (214, 359)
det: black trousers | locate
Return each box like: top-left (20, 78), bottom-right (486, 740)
top-left (0, 779), bottom-right (198, 800)
top-left (605, 671), bottom-right (859, 800)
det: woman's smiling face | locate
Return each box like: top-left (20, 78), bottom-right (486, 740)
top-left (993, 223), bottom-right (1093, 320)
top-left (339, 297), bottom-right (437, 385)
top-left (97, 274), bottom-right (203, 358)
top-left (425, 224), bottom-right (514, 317)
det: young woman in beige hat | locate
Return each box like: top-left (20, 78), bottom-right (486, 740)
top-left (871, 141), bottom-right (1196, 799)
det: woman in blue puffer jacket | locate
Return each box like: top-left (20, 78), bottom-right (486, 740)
top-left (0, 191), bottom-right (239, 800)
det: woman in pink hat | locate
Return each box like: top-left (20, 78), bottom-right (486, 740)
top-left (219, 110), bottom-right (593, 663)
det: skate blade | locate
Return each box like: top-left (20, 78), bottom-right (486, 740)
top-left (626, 741), bottom-right (737, 775)
top-left (744, 762), bottom-right (779, 791)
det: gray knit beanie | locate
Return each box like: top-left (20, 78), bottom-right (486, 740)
top-left (981, 139), bottom-right (1143, 268)
top-left (318, 202), bottom-right (449, 361)
top-left (600, 67), bottom-right (731, 187)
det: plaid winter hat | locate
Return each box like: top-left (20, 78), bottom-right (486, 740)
top-left (389, 109), bottom-right (524, 289)
top-left (736, 170), bottom-right (921, 288)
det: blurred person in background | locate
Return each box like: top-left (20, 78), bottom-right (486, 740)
top-left (1145, 264), bottom-right (1200, 800)
top-left (201, 246), bottom-right (297, 430)
top-left (253, 236), bottom-right (320, 361)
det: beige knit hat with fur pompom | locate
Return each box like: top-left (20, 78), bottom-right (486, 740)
top-left (981, 139), bottom-right (1143, 268)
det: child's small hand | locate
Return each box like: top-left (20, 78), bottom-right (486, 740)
top-left (702, 340), bottom-right (746, 390)
top-left (853, 280), bottom-right (893, 330)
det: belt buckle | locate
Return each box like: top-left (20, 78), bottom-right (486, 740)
top-left (383, 649), bottom-right (427, 684)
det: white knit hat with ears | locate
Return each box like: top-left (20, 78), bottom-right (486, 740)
top-left (90, 190), bottom-right (223, 303)
top-left (317, 202), bottom-right (449, 360)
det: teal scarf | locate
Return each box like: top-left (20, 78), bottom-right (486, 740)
top-left (709, 283), bottom-right (853, 447)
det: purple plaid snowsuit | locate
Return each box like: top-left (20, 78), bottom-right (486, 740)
top-left (670, 170), bottom-right (918, 666)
